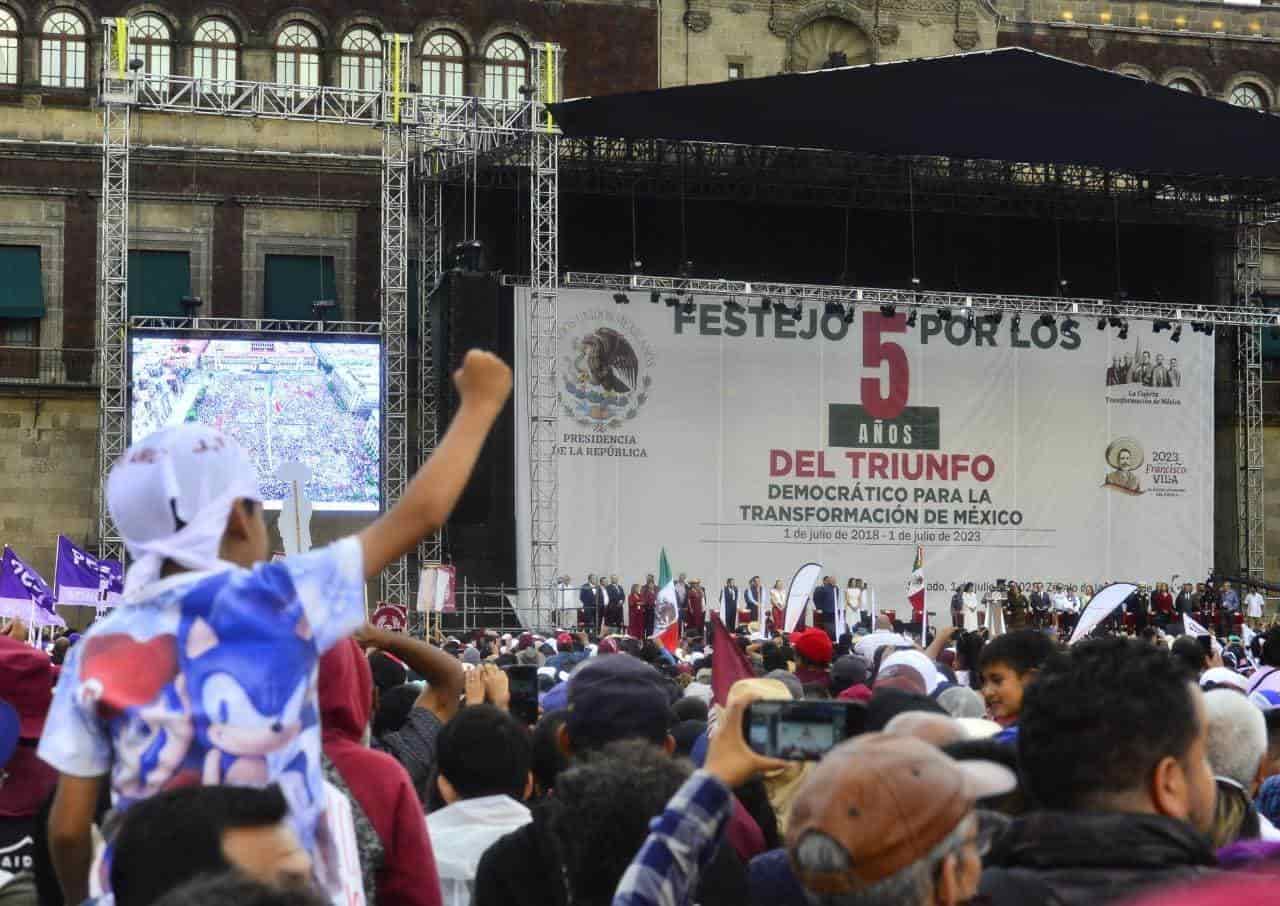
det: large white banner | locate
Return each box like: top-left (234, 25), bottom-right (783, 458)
top-left (515, 289), bottom-right (1214, 616)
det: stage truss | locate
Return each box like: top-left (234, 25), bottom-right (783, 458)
top-left (95, 17), bottom-right (1269, 601)
top-left (94, 17), bottom-right (562, 609)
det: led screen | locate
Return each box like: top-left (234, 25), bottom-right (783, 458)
top-left (130, 336), bottom-right (381, 511)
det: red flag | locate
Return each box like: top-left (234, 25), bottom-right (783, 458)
top-left (711, 613), bottom-right (755, 706)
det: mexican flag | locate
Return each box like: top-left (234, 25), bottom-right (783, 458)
top-left (907, 545), bottom-right (925, 620)
top-left (652, 548), bottom-right (681, 652)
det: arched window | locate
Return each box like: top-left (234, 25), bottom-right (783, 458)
top-left (129, 14), bottom-right (171, 77)
top-left (1168, 78), bottom-right (1200, 95)
top-left (340, 28), bottom-right (381, 92)
top-left (276, 22), bottom-right (320, 88)
top-left (0, 7), bottom-right (18, 85)
top-left (194, 18), bottom-right (237, 89)
top-left (483, 36), bottom-right (527, 101)
top-left (41, 10), bottom-right (86, 88)
top-left (423, 31), bottom-right (464, 97)
top-left (1230, 82), bottom-right (1267, 111)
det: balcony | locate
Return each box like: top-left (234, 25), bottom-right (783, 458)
top-left (0, 347), bottom-right (98, 389)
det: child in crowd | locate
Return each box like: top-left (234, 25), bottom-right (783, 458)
top-left (978, 628), bottom-right (1056, 741)
top-left (38, 350), bottom-right (512, 904)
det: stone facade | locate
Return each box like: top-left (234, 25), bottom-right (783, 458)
top-left (660, 0), bottom-right (998, 85)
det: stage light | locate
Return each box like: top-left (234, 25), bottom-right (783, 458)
top-left (682, 299), bottom-right (696, 314)
top-left (984, 311), bottom-right (1003, 326)
top-left (725, 298), bottom-right (743, 312)
top-left (905, 310), bottom-right (917, 327)
top-left (612, 293), bottom-right (629, 305)
top-left (1108, 316), bottom-right (1124, 329)
top-left (1153, 319), bottom-right (1171, 333)
top-left (665, 296), bottom-right (680, 308)
top-left (825, 302), bottom-right (842, 316)
top-left (1097, 317), bottom-right (1107, 330)
top-left (1118, 323), bottom-right (1129, 340)
top-left (1039, 313), bottom-right (1054, 327)
top-left (965, 308), bottom-right (976, 326)
top-left (1205, 323), bottom-right (1214, 336)
top-left (880, 304), bottom-right (896, 318)
top-left (650, 290), bottom-right (661, 304)
top-left (1171, 325), bottom-right (1182, 343)
top-left (1011, 314), bottom-right (1021, 331)
top-left (843, 306), bottom-right (856, 324)
top-left (1062, 317), bottom-right (1079, 332)
top-left (761, 296), bottom-right (773, 312)
top-left (788, 301), bottom-right (803, 319)
top-left (938, 308), bottom-right (953, 321)
top-left (180, 296), bottom-right (203, 319)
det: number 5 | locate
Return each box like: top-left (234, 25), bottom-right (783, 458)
top-left (860, 312), bottom-right (909, 420)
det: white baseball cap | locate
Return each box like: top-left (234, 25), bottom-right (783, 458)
top-left (108, 424), bottom-right (260, 594)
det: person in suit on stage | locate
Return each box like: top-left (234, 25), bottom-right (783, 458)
top-left (605, 575), bottom-right (625, 633)
top-left (579, 574), bottom-right (602, 633)
top-left (675, 573), bottom-right (688, 611)
top-left (812, 575), bottom-right (837, 638)
top-left (1175, 582), bottom-right (1195, 618)
top-left (744, 576), bottom-right (765, 626)
top-left (721, 579), bottom-right (739, 631)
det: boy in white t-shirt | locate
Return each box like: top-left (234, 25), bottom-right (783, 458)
top-left (38, 350), bottom-right (511, 903)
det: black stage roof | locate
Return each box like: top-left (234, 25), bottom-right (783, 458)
top-left (548, 48), bottom-right (1280, 182)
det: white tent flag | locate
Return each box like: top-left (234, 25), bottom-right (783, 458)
top-left (784, 562), bottom-right (823, 633)
top-left (1069, 583), bottom-right (1137, 645)
top-left (1184, 612), bottom-right (1212, 638)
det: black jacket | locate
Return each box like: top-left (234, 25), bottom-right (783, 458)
top-left (475, 798), bottom-right (749, 906)
top-left (980, 811), bottom-right (1217, 906)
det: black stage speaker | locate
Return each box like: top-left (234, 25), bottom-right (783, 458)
top-left (428, 269), bottom-right (516, 586)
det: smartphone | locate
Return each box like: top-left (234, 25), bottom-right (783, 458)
top-left (504, 664), bottom-right (540, 725)
top-left (742, 700), bottom-right (866, 761)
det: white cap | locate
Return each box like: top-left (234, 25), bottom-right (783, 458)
top-left (880, 649), bottom-right (944, 694)
top-left (1200, 667), bottom-right (1249, 693)
top-left (108, 424), bottom-right (260, 594)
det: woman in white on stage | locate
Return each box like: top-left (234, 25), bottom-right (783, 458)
top-left (985, 588), bottom-right (1006, 636)
top-left (769, 579), bottom-right (786, 634)
top-left (961, 582), bottom-right (980, 632)
top-left (844, 579), bottom-right (863, 634)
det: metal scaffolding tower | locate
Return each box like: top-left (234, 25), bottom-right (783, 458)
top-left (96, 18), bottom-right (135, 564)
top-left (380, 34), bottom-right (412, 607)
top-left (94, 18), bottom-right (551, 609)
top-left (1236, 219), bottom-right (1266, 579)
top-left (528, 43), bottom-right (562, 613)
top-left (416, 156), bottom-right (444, 570)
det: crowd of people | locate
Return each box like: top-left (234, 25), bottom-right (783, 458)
top-left (4, 347), bottom-right (1280, 906)
top-left (558, 573), bottom-right (1271, 644)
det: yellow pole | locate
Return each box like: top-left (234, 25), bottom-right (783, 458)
top-left (115, 17), bottom-right (127, 78)
top-left (543, 43), bottom-right (555, 132)
top-left (391, 35), bottom-right (402, 124)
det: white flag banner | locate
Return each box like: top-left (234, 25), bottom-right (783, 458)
top-left (1069, 583), bottom-right (1137, 644)
top-left (1184, 612), bottom-right (1212, 638)
top-left (513, 289), bottom-right (1214, 605)
top-left (785, 562), bottom-right (823, 633)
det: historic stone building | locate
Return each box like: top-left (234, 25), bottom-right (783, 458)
top-left (0, 0), bottom-right (657, 582)
top-left (660, 0), bottom-right (998, 85)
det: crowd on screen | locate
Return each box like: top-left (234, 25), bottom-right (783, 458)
top-left (6, 349), bottom-right (1280, 906)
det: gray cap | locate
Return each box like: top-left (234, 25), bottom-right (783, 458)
top-left (765, 669), bottom-right (804, 700)
top-left (461, 647), bottom-right (482, 666)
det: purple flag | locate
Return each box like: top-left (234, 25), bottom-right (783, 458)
top-left (0, 547), bottom-right (64, 628)
top-left (55, 535), bottom-right (123, 607)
